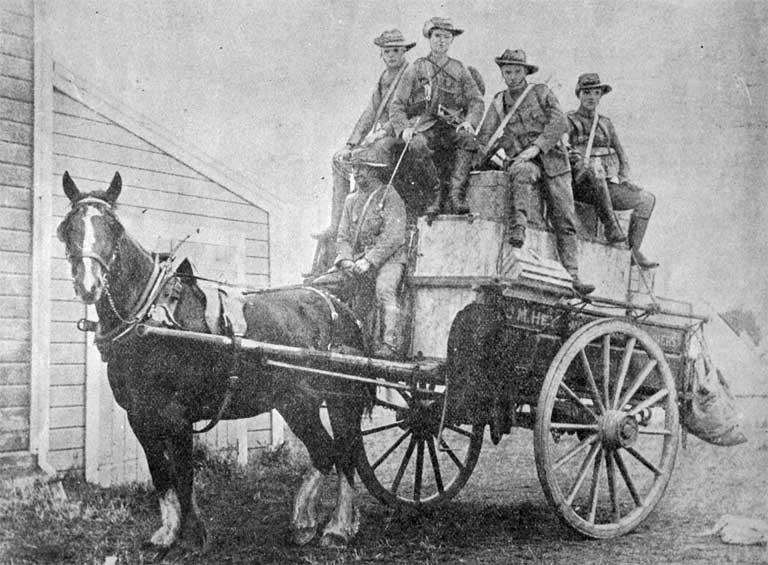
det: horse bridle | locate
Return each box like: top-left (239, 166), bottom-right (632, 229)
top-left (62, 197), bottom-right (122, 276)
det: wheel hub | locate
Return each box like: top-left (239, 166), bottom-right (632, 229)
top-left (599, 410), bottom-right (639, 449)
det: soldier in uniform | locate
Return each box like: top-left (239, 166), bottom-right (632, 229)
top-left (314, 29), bottom-right (415, 241)
top-left (331, 145), bottom-right (407, 359)
top-left (389, 17), bottom-right (484, 217)
top-left (567, 73), bottom-right (659, 269)
top-left (476, 49), bottom-right (594, 295)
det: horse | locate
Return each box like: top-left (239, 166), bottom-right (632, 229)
top-left (56, 171), bottom-right (372, 553)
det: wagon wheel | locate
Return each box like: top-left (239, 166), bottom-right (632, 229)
top-left (534, 318), bottom-right (679, 539)
top-left (357, 386), bottom-right (483, 508)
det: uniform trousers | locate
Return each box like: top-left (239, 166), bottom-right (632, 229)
top-left (507, 159), bottom-right (580, 275)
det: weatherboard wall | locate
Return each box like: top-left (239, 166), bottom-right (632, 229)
top-left (0, 0), bottom-right (34, 469)
top-left (0, 0), bottom-right (281, 482)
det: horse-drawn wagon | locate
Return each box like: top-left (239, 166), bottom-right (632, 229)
top-left (58, 169), bottom-right (708, 549)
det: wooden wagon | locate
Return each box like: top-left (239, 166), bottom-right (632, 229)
top-left (140, 170), bottom-right (706, 539)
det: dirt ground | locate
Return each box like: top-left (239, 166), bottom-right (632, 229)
top-left (1, 425), bottom-right (767, 564)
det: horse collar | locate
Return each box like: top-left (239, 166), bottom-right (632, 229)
top-left (95, 254), bottom-right (174, 347)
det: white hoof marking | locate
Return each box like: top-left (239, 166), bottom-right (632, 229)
top-left (150, 489), bottom-right (181, 547)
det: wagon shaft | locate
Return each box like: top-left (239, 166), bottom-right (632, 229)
top-left (135, 324), bottom-right (444, 391)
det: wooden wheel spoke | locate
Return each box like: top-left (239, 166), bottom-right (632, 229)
top-left (587, 447), bottom-right (604, 524)
top-left (445, 424), bottom-right (473, 438)
top-left (554, 435), bottom-right (598, 471)
top-left (362, 420), bottom-right (405, 436)
top-left (372, 430), bottom-right (411, 470)
top-left (558, 382), bottom-right (598, 421)
top-left (579, 349), bottom-right (605, 414)
top-left (612, 337), bottom-right (636, 409)
top-left (566, 441), bottom-right (601, 505)
top-left (626, 446), bottom-right (662, 476)
top-left (375, 398), bottom-right (409, 411)
top-left (638, 427), bottom-right (672, 436)
top-left (441, 440), bottom-right (466, 472)
top-left (414, 440), bottom-right (425, 502)
top-left (391, 436), bottom-right (416, 495)
top-left (550, 423), bottom-right (600, 432)
top-left (605, 449), bottom-right (620, 522)
top-left (617, 359), bottom-right (658, 409)
top-left (628, 389), bottom-right (669, 417)
top-left (613, 450), bottom-right (642, 507)
top-left (602, 334), bottom-right (611, 406)
top-left (426, 437), bottom-right (444, 494)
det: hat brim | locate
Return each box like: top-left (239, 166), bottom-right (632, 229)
top-left (575, 84), bottom-right (612, 96)
top-left (424, 26), bottom-right (464, 38)
top-left (495, 60), bottom-right (538, 74)
top-left (375, 40), bottom-right (417, 51)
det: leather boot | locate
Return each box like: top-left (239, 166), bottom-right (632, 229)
top-left (570, 272), bottom-right (596, 296)
top-left (596, 179), bottom-right (626, 245)
top-left (448, 149), bottom-right (474, 215)
top-left (313, 169), bottom-right (350, 240)
top-left (628, 216), bottom-right (659, 269)
top-left (373, 305), bottom-right (401, 359)
top-left (507, 181), bottom-right (530, 246)
top-left (558, 233), bottom-right (595, 295)
top-left (425, 182), bottom-right (447, 220)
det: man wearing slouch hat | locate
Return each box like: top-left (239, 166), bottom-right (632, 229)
top-left (476, 49), bottom-right (594, 295)
top-left (314, 29), bottom-right (415, 242)
top-left (389, 17), bottom-right (484, 218)
top-left (567, 73), bottom-right (658, 269)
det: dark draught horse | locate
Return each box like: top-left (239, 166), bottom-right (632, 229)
top-left (57, 172), bottom-right (371, 551)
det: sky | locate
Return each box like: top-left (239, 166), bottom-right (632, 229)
top-left (43, 0), bottom-right (768, 330)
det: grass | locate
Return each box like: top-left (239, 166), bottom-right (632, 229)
top-left (1, 428), bottom-right (767, 564)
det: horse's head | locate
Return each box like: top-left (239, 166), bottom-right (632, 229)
top-left (57, 171), bottom-right (124, 304)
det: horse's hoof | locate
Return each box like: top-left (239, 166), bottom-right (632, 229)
top-left (291, 526), bottom-right (317, 546)
top-left (319, 532), bottom-right (348, 548)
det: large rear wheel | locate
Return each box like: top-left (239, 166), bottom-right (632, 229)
top-left (357, 387), bottom-right (483, 509)
top-left (534, 319), bottom-right (679, 538)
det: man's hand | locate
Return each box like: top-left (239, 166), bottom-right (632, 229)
top-left (456, 121), bottom-right (475, 134)
top-left (363, 128), bottom-right (387, 145)
top-left (402, 127), bottom-right (415, 143)
top-left (514, 145), bottom-right (540, 162)
top-left (338, 145), bottom-right (355, 161)
top-left (338, 259), bottom-right (355, 271)
top-left (351, 258), bottom-right (371, 276)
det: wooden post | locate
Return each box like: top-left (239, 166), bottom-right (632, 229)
top-left (29, 2), bottom-right (55, 475)
top-left (83, 305), bottom-right (102, 482)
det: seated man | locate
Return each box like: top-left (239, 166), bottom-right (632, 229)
top-left (389, 17), bottom-right (484, 217)
top-left (315, 145), bottom-right (407, 359)
top-left (567, 73), bottom-right (658, 269)
top-left (314, 29), bottom-right (415, 241)
top-left (476, 49), bottom-right (594, 295)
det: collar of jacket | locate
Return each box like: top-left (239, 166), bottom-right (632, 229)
top-left (575, 106), bottom-right (597, 120)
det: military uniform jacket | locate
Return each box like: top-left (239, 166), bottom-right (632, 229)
top-left (335, 182), bottom-right (407, 268)
top-left (567, 108), bottom-right (630, 180)
top-left (347, 62), bottom-right (409, 147)
top-left (477, 83), bottom-right (570, 178)
top-left (389, 56), bottom-right (484, 136)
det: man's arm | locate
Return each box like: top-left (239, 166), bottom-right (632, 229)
top-left (475, 93), bottom-right (501, 148)
top-left (333, 198), bottom-right (355, 265)
top-left (364, 188), bottom-right (407, 267)
top-left (608, 119), bottom-right (631, 180)
top-left (389, 65), bottom-right (418, 137)
top-left (459, 65), bottom-right (484, 130)
top-left (347, 78), bottom-right (384, 147)
top-left (533, 85), bottom-right (568, 155)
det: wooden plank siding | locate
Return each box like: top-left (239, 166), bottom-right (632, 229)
top-left (0, 6), bottom-right (33, 459)
top-left (44, 90), bottom-right (271, 477)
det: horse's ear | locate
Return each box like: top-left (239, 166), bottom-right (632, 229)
top-left (176, 258), bottom-right (194, 277)
top-left (62, 171), bottom-right (80, 203)
top-left (105, 172), bottom-right (122, 204)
